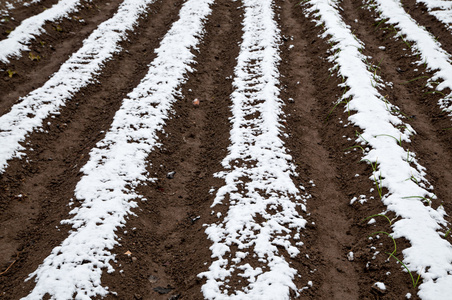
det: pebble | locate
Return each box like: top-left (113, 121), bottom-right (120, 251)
top-left (148, 275), bottom-right (159, 283)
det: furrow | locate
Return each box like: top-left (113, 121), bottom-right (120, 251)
top-left (304, 0), bottom-right (452, 299)
top-left (368, 0), bottom-right (452, 121)
top-left (0, 0), bottom-right (155, 174)
top-left (22, 0), bottom-right (214, 298)
top-left (199, 0), bottom-right (309, 298)
top-left (0, 0), bottom-right (91, 62)
top-left (99, 1), bottom-right (243, 297)
top-left (415, 0), bottom-right (452, 31)
top-left (0, 0), bottom-right (124, 113)
top-left (275, 0), bottom-right (364, 297)
top-left (0, 0), bottom-right (183, 296)
top-left (0, 0), bottom-right (45, 19)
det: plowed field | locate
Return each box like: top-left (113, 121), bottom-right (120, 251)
top-left (1, 0), bottom-right (452, 299)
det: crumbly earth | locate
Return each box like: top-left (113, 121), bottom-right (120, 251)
top-left (1, 0), bottom-right (451, 299)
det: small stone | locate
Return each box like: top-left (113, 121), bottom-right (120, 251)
top-left (167, 171), bottom-right (176, 179)
top-left (132, 257), bottom-right (137, 262)
top-left (148, 275), bottom-right (159, 283)
top-left (154, 286), bottom-right (174, 294)
top-left (134, 293), bottom-right (142, 300)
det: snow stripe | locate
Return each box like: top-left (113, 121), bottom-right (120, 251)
top-left (199, 0), bottom-right (307, 298)
top-left (0, 0), bottom-right (42, 15)
top-left (0, 0), bottom-right (154, 174)
top-left (305, 0), bottom-right (452, 299)
top-left (22, 0), bottom-right (214, 298)
top-left (0, 0), bottom-right (88, 63)
top-left (415, 0), bottom-right (452, 32)
top-left (370, 0), bottom-right (452, 120)
top-left (1, 0), bottom-right (41, 17)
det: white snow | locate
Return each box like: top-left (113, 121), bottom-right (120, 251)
top-left (374, 282), bottom-right (386, 291)
top-left (0, 0), bottom-right (89, 63)
top-left (21, 0), bottom-right (214, 298)
top-left (415, 0), bottom-right (452, 31)
top-left (199, 0), bottom-right (308, 298)
top-left (1, 0), bottom-right (42, 18)
top-left (305, 0), bottom-right (452, 299)
top-left (0, 0), bottom-right (155, 174)
top-left (373, 0), bottom-right (452, 119)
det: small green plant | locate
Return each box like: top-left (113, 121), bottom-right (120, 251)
top-left (406, 149), bottom-right (413, 163)
top-left (445, 228), bottom-right (451, 238)
top-left (375, 134), bottom-right (402, 146)
top-left (325, 89), bottom-right (351, 122)
top-left (28, 52), bottom-right (41, 61)
top-left (405, 175), bottom-right (420, 185)
top-left (370, 231), bottom-right (397, 257)
top-left (362, 158), bottom-right (383, 199)
top-left (373, 172), bottom-right (383, 199)
top-left (344, 145), bottom-right (366, 154)
top-left (402, 76), bottom-right (429, 85)
top-left (361, 158), bottom-right (378, 172)
top-left (387, 252), bottom-right (422, 288)
top-left (364, 214), bottom-right (392, 225)
top-left (424, 90), bottom-right (445, 97)
top-left (355, 130), bottom-right (369, 144)
top-left (402, 195), bottom-right (431, 205)
top-left (7, 69), bottom-right (16, 78)
top-left (374, 18), bottom-right (388, 31)
top-left (54, 24), bottom-right (63, 32)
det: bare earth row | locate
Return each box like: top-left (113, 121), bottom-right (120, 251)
top-left (0, 0), bottom-right (452, 299)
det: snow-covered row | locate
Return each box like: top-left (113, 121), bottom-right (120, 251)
top-left (21, 0), bottom-right (214, 298)
top-left (199, 0), bottom-right (308, 298)
top-left (415, 0), bottom-right (452, 31)
top-left (0, 0), bottom-right (155, 174)
top-left (0, 0), bottom-right (90, 63)
top-left (305, 0), bottom-right (452, 299)
top-left (370, 0), bottom-right (452, 119)
top-left (1, 0), bottom-right (41, 17)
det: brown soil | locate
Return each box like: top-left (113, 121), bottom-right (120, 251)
top-left (0, 0), bottom-right (451, 299)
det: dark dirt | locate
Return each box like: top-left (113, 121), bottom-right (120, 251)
top-left (0, 0), bottom-right (61, 38)
top-left (100, 0), bottom-right (241, 299)
top-left (0, 0), bottom-right (451, 299)
top-left (0, 0), bottom-right (124, 116)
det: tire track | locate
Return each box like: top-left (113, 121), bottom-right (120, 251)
top-left (0, 0), bottom-right (185, 298)
top-left (0, 0), bottom-right (124, 117)
top-left (100, 2), bottom-right (242, 298)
